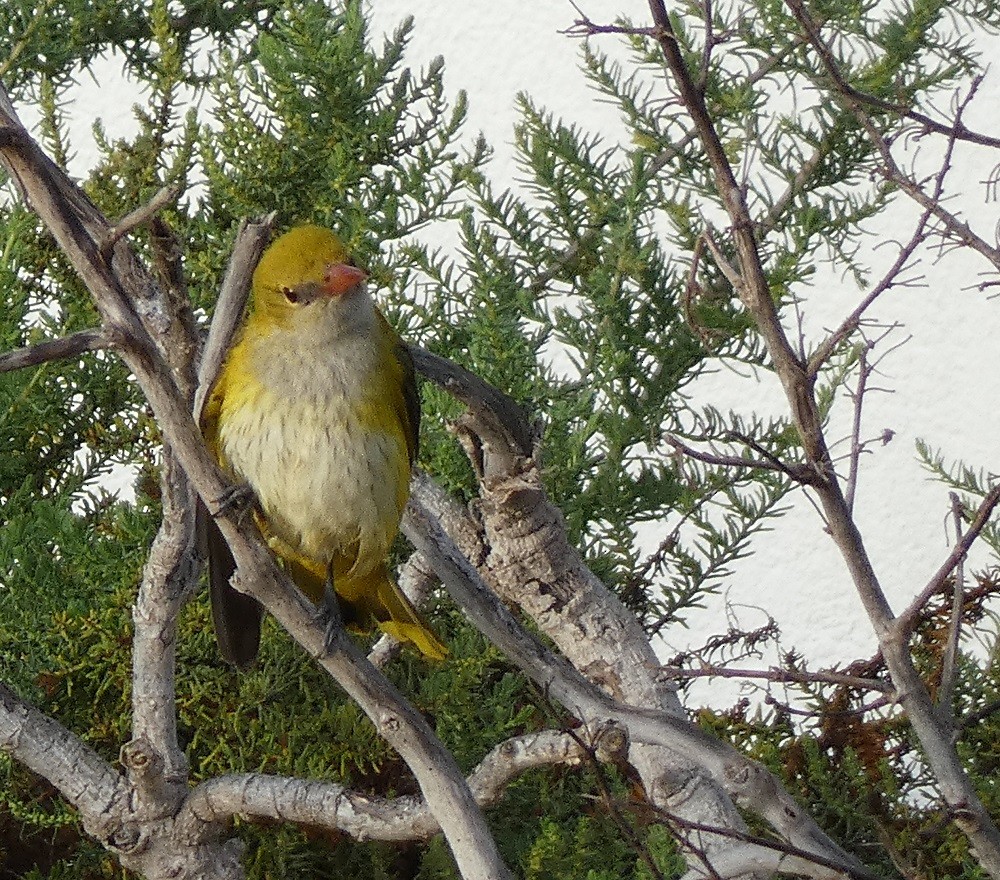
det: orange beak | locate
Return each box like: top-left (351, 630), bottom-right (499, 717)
top-left (322, 262), bottom-right (367, 296)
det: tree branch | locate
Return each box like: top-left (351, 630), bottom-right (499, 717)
top-left (126, 443), bottom-right (198, 816)
top-left (660, 811), bottom-right (886, 880)
top-left (408, 344), bottom-right (537, 473)
top-left (183, 729), bottom-right (591, 841)
top-left (776, 1), bottom-right (1000, 151)
top-left (784, 0), bottom-right (1000, 273)
top-left (404, 474), bottom-right (866, 878)
top-left (102, 184), bottom-right (179, 250)
top-left (192, 215), bottom-right (275, 422)
top-left (842, 343), bottom-right (872, 516)
top-left (807, 217), bottom-right (929, 377)
top-left (897, 481), bottom-right (1000, 637)
top-left (0, 683), bottom-right (131, 847)
top-left (0, 327), bottom-right (106, 373)
top-left (658, 663), bottom-right (893, 695)
top-left (666, 434), bottom-right (814, 483)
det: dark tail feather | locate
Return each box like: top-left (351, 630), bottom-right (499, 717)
top-left (201, 502), bottom-right (263, 667)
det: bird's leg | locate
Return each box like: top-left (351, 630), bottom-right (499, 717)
top-left (321, 560), bottom-right (346, 655)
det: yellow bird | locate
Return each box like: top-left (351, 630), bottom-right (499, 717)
top-left (201, 225), bottom-right (447, 666)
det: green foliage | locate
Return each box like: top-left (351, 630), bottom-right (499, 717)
top-left (0, 0), bottom-right (286, 94)
top-left (197, 2), bottom-right (484, 268)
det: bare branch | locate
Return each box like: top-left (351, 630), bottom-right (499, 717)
top-left (562, 8), bottom-right (659, 39)
top-left (774, 6), bottom-right (1000, 151)
top-left (843, 343), bottom-right (873, 516)
top-left (659, 811), bottom-right (886, 880)
top-left (0, 683), bottom-right (129, 844)
top-left (183, 729), bottom-right (591, 840)
top-left (807, 226), bottom-right (929, 377)
top-left (0, 327), bottom-right (106, 373)
top-left (700, 227), bottom-right (743, 291)
top-left (193, 214), bottom-right (276, 422)
top-left (404, 474), bottom-right (866, 878)
top-left (102, 184), bottom-right (179, 250)
top-left (784, 0), bottom-right (1000, 272)
top-left (0, 84), bottom-right (511, 880)
top-left (646, 0), bottom-right (1000, 868)
top-left (127, 443), bottom-right (198, 815)
top-left (666, 434), bottom-right (814, 483)
top-left (408, 344), bottom-right (537, 474)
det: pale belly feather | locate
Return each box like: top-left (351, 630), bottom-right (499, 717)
top-left (218, 385), bottom-right (409, 574)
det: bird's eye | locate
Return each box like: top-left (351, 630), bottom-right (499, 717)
top-left (282, 287), bottom-right (299, 303)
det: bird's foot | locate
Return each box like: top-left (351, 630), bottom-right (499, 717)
top-left (212, 481), bottom-right (257, 522)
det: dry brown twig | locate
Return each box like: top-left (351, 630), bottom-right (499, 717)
top-left (658, 663), bottom-right (894, 695)
top-left (0, 327), bottom-right (106, 373)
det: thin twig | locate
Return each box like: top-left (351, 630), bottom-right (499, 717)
top-left (807, 225), bottom-right (929, 377)
top-left (780, 0), bottom-right (1000, 150)
top-left (843, 343), bottom-right (873, 516)
top-left (938, 493), bottom-right (966, 715)
top-left (699, 227), bottom-right (742, 291)
top-left (658, 662), bottom-right (893, 694)
top-left (562, 7), bottom-right (658, 39)
top-left (0, 327), bottom-right (106, 374)
top-left (650, 806), bottom-right (887, 880)
top-left (697, 0), bottom-right (715, 94)
top-left (647, 0), bottom-right (1000, 866)
top-left (786, 0), bottom-right (1000, 272)
top-left (569, 726), bottom-right (669, 880)
top-left (102, 185), bottom-right (179, 251)
top-left (192, 215), bottom-right (275, 421)
top-left (665, 434), bottom-right (803, 478)
top-left (896, 481), bottom-right (1000, 637)
top-left (764, 691), bottom-right (891, 719)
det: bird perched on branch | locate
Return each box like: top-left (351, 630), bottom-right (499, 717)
top-left (201, 224), bottom-right (447, 666)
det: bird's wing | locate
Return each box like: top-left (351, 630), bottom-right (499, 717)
top-left (199, 365), bottom-right (265, 668)
top-left (379, 311), bottom-right (420, 465)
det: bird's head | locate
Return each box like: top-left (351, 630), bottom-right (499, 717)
top-left (249, 225), bottom-right (372, 335)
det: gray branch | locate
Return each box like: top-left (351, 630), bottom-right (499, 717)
top-left (403, 473), bottom-right (865, 880)
top-left (182, 729), bottom-right (590, 840)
